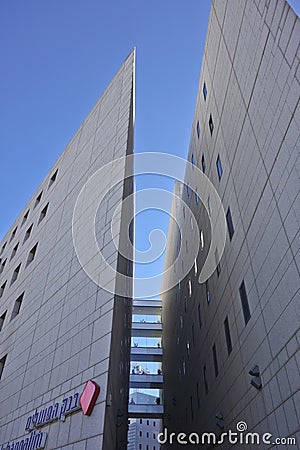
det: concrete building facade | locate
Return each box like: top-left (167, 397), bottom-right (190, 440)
top-left (0, 50), bottom-right (135, 449)
top-left (162, 0), bottom-right (299, 448)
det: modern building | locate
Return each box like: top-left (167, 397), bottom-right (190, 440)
top-left (162, 0), bottom-right (299, 448)
top-left (128, 416), bottom-right (161, 450)
top-left (0, 50), bottom-right (135, 449)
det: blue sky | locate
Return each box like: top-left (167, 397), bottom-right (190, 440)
top-left (0, 0), bottom-right (212, 297)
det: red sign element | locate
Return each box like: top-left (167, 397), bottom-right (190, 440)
top-left (80, 380), bottom-right (100, 416)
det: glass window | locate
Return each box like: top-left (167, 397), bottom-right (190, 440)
top-left (216, 154), bottom-right (223, 180)
top-left (212, 344), bottom-right (219, 377)
top-left (226, 207), bottom-right (234, 241)
top-left (224, 316), bottom-right (232, 355)
top-left (203, 82), bottom-right (207, 101)
top-left (197, 121), bottom-right (201, 139)
top-left (0, 354), bottom-right (7, 380)
top-left (201, 154), bottom-right (206, 173)
top-left (11, 292), bottom-right (24, 320)
top-left (239, 280), bottom-right (251, 325)
top-left (209, 114), bottom-right (214, 136)
top-left (0, 311), bottom-right (6, 332)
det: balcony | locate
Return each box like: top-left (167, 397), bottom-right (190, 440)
top-left (130, 346), bottom-right (163, 362)
top-left (130, 374), bottom-right (163, 389)
top-left (132, 299), bottom-right (162, 316)
top-left (128, 403), bottom-right (163, 418)
top-left (131, 322), bottom-right (162, 337)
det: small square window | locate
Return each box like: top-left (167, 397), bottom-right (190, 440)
top-left (196, 121), bottom-right (201, 139)
top-left (34, 191), bottom-right (43, 208)
top-left (0, 354), bottom-right (7, 380)
top-left (239, 280), bottom-right (251, 325)
top-left (10, 243), bottom-right (19, 261)
top-left (10, 263), bottom-right (21, 285)
top-left (209, 114), bottom-right (214, 136)
top-left (216, 155), bottom-right (223, 180)
top-left (201, 154), bottom-right (206, 173)
top-left (23, 224), bottom-right (33, 243)
top-left (21, 210), bottom-right (29, 226)
top-left (11, 292), bottom-right (24, 320)
top-left (48, 169), bottom-right (58, 189)
top-left (203, 82), bottom-right (207, 101)
top-left (0, 281), bottom-right (7, 298)
top-left (26, 243), bottom-right (38, 267)
top-left (39, 203), bottom-right (49, 223)
top-left (0, 259), bottom-right (6, 274)
top-left (9, 227), bottom-right (17, 243)
top-left (226, 207), bottom-right (234, 241)
top-left (0, 311), bottom-right (6, 332)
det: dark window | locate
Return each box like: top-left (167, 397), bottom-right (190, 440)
top-left (140, 419), bottom-right (142, 424)
top-left (153, 433), bottom-right (156, 439)
top-left (216, 154), bottom-right (223, 180)
top-left (203, 365), bottom-right (208, 395)
top-left (197, 121), bottom-right (201, 139)
top-left (201, 154), bottom-right (206, 173)
top-left (11, 263), bottom-right (21, 285)
top-left (10, 243), bottom-right (19, 261)
top-left (212, 344), bottom-right (219, 377)
top-left (139, 445), bottom-right (142, 450)
top-left (39, 203), bottom-right (49, 223)
top-left (147, 420), bottom-right (149, 426)
top-left (153, 421), bottom-right (156, 427)
top-left (0, 311), bottom-right (6, 332)
top-left (48, 169), bottom-right (58, 189)
top-left (1, 242), bottom-right (7, 255)
top-left (0, 281), bottom-right (7, 298)
top-left (26, 243), bottom-right (38, 267)
top-left (191, 154), bottom-right (194, 166)
top-left (21, 210), bottom-right (29, 226)
top-left (224, 316), bottom-right (232, 355)
top-left (209, 114), bottom-right (214, 136)
top-left (198, 304), bottom-right (202, 328)
top-left (206, 281), bottom-right (211, 304)
top-left (239, 280), bottom-right (251, 325)
top-left (0, 259), bottom-right (6, 275)
top-left (9, 227), bottom-right (17, 243)
top-left (11, 292), bottom-right (24, 320)
top-left (203, 82), bottom-right (207, 101)
top-left (147, 432), bottom-right (149, 438)
top-left (226, 207), bottom-right (234, 241)
top-left (139, 431), bottom-right (142, 437)
top-left (0, 354), bottom-right (7, 380)
top-left (34, 191), bottom-right (43, 208)
top-left (215, 248), bottom-right (221, 277)
top-left (23, 224), bottom-right (33, 243)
